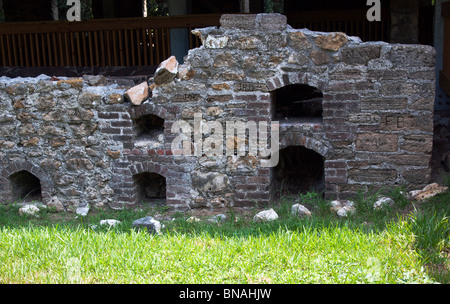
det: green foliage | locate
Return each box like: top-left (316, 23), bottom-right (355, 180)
top-left (264, 0), bottom-right (284, 13)
top-left (407, 211), bottom-right (449, 258)
top-left (146, 0), bottom-right (168, 17)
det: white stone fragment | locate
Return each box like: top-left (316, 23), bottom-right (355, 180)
top-left (19, 204), bottom-right (40, 216)
top-left (204, 35), bottom-right (229, 49)
top-left (100, 219), bottom-right (121, 227)
top-left (373, 197), bottom-right (394, 209)
top-left (253, 208), bottom-right (278, 222)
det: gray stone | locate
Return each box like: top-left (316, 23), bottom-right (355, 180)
top-left (83, 75), bottom-right (107, 86)
top-left (132, 216), bottom-right (161, 234)
top-left (220, 14), bottom-right (257, 30)
top-left (76, 204), bottom-right (90, 216)
top-left (47, 196), bottom-right (65, 212)
top-left (337, 206), bottom-right (355, 218)
top-left (291, 203), bottom-right (312, 217)
top-left (373, 197), bottom-right (394, 209)
top-left (331, 200), bottom-right (355, 217)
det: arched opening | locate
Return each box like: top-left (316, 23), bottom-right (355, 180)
top-left (272, 146), bottom-right (325, 198)
top-left (134, 114), bottom-right (165, 148)
top-left (9, 170), bottom-right (42, 202)
top-left (133, 172), bottom-right (166, 205)
top-left (272, 84), bottom-right (323, 122)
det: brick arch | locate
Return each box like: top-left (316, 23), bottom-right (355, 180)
top-left (279, 136), bottom-right (330, 158)
top-left (0, 161), bottom-right (53, 203)
top-left (128, 161), bottom-right (175, 179)
top-left (265, 72), bottom-right (329, 93)
top-left (127, 161), bottom-right (186, 206)
top-left (129, 103), bottom-right (169, 120)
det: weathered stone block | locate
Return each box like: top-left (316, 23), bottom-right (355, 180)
top-left (311, 50), bottom-right (331, 65)
top-left (380, 114), bottom-right (433, 132)
top-left (257, 13), bottom-right (287, 32)
top-left (348, 113), bottom-right (381, 124)
top-left (341, 45), bottom-right (381, 65)
top-left (348, 169), bottom-right (397, 184)
top-left (402, 168), bottom-right (431, 185)
top-left (356, 133), bottom-right (398, 152)
top-left (220, 14), bottom-right (257, 30)
top-left (230, 36), bottom-right (260, 49)
top-left (360, 98), bottom-right (407, 111)
top-left (288, 31), bottom-right (313, 50)
top-left (315, 32), bottom-right (348, 51)
top-left (401, 135), bottom-right (433, 154)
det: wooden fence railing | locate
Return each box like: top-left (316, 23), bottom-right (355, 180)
top-left (441, 2), bottom-right (450, 96)
top-left (0, 14), bottom-right (221, 68)
top-left (0, 10), bottom-right (390, 68)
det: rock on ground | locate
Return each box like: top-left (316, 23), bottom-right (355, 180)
top-left (336, 206), bottom-right (355, 218)
top-left (373, 197), bottom-right (394, 209)
top-left (291, 203), bottom-right (312, 217)
top-left (99, 219), bottom-right (121, 227)
top-left (47, 196), bottom-right (65, 212)
top-left (19, 204), bottom-right (40, 216)
top-left (253, 208), bottom-right (278, 222)
top-left (187, 216), bottom-right (200, 223)
top-left (76, 204), bottom-right (90, 216)
top-left (132, 216), bottom-right (162, 234)
top-left (408, 183), bottom-right (448, 201)
top-left (331, 200), bottom-right (355, 217)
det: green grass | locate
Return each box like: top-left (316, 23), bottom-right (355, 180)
top-left (0, 188), bottom-right (448, 284)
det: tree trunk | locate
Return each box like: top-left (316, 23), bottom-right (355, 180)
top-left (143, 0), bottom-right (148, 17)
top-left (51, 0), bottom-right (59, 20)
top-left (0, 0), bottom-right (4, 22)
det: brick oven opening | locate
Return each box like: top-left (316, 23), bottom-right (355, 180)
top-left (9, 170), bottom-right (42, 202)
top-left (133, 172), bottom-right (166, 205)
top-left (272, 146), bottom-right (325, 198)
top-left (134, 114), bottom-right (165, 148)
top-left (272, 84), bottom-right (323, 123)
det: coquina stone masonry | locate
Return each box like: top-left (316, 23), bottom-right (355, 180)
top-left (0, 13), bottom-right (436, 211)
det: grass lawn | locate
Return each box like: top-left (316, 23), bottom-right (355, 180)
top-left (0, 186), bottom-right (448, 284)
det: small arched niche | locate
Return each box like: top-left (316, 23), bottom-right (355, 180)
top-left (272, 84), bottom-right (323, 123)
top-left (272, 146), bottom-right (325, 198)
top-left (134, 114), bottom-right (165, 148)
top-left (133, 172), bottom-right (166, 205)
top-left (9, 170), bottom-right (42, 202)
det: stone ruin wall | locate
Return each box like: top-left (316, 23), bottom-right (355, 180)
top-left (0, 13), bottom-right (436, 211)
